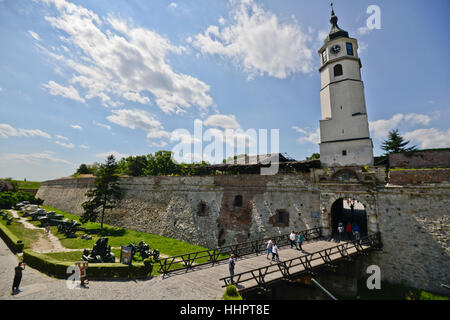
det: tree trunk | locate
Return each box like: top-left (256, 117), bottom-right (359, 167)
top-left (101, 194), bottom-right (106, 230)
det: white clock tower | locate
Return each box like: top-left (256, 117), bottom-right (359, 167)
top-left (318, 5), bottom-right (374, 167)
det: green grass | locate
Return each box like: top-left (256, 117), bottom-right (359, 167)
top-left (0, 217), bottom-right (43, 250)
top-left (13, 180), bottom-right (41, 190)
top-left (41, 205), bottom-right (211, 256)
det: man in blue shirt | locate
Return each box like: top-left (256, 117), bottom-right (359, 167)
top-left (229, 254), bottom-right (236, 284)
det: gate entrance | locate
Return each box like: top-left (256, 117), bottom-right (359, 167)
top-left (330, 198), bottom-right (368, 240)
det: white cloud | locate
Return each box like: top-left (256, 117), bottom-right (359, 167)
top-left (55, 140), bottom-right (75, 148)
top-left (39, 0), bottom-right (213, 113)
top-left (106, 108), bottom-right (171, 142)
top-left (71, 124), bottom-right (83, 131)
top-left (1, 152), bottom-right (73, 165)
top-left (0, 87), bottom-right (2, 92)
top-left (93, 120), bottom-right (111, 130)
top-left (0, 123), bottom-right (51, 139)
top-left (168, 2), bottom-right (177, 8)
top-left (293, 127), bottom-right (320, 144)
top-left (28, 30), bottom-right (41, 41)
top-left (204, 114), bottom-right (241, 130)
top-left (79, 144), bottom-right (89, 149)
top-left (192, 0), bottom-right (313, 79)
top-left (95, 150), bottom-right (129, 160)
top-left (107, 108), bottom-right (161, 131)
top-left (42, 81), bottom-right (85, 103)
top-left (357, 26), bottom-right (372, 36)
top-left (404, 128), bottom-right (450, 149)
top-left (369, 113), bottom-right (433, 139)
top-left (55, 134), bottom-right (69, 140)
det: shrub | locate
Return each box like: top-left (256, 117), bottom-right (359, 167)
top-left (223, 285), bottom-right (243, 300)
top-left (0, 191), bottom-right (44, 209)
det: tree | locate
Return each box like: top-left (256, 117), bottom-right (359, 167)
top-left (76, 164), bottom-right (91, 174)
top-left (381, 129), bottom-right (417, 154)
top-left (306, 153), bottom-right (320, 160)
top-left (81, 155), bottom-right (124, 230)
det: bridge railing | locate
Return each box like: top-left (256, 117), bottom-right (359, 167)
top-left (157, 227), bottom-right (323, 276)
top-left (219, 232), bottom-right (382, 289)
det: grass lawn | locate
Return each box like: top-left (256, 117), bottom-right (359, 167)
top-left (13, 180), bottom-right (41, 190)
top-left (0, 216), bottom-right (44, 250)
top-left (41, 205), bottom-right (213, 257)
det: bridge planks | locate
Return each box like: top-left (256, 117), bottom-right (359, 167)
top-left (160, 240), bottom-right (364, 294)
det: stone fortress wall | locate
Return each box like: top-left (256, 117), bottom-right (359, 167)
top-left (36, 162), bottom-right (450, 294)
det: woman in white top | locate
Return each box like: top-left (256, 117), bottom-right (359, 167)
top-left (266, 239), bottom-right (273, 260)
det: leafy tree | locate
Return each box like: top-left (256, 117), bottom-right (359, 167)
top-left (144, 151), bottom-right (180, 176)
top-left (306, 153), bottom-right (320, 160)
top-left (76, 164), bottom-right (91, 174)
top-left (118, 155), bottom-right (149, 176)
top-left (381, 129), bottom-right (417, 154)
top-left (81, 155), bottom-right (124, 230)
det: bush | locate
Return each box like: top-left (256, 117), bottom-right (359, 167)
top-left (0, 222), bottom-right (24, 253)
top-left (22, 249), bottom-right (153, 280)
top-left (223, 285), bottom-right (243, 300)
top-left (0, 191), bottom-right (44, 209)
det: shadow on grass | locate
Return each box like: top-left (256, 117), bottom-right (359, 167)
top-left (85, 226), bottom-right (126, 237)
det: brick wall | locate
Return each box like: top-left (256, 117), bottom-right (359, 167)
top-left (389, 169), bottom-right (450, 185)
top-left (389, 149), bottom-right (450, 169)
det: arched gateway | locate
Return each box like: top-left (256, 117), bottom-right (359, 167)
top-left (320, 193), bottom-right (379, 238)
top-left (330, 198), bottom-right (368, 239)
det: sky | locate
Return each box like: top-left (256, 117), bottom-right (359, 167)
top-left (0, 0), bottom-right (449, 181)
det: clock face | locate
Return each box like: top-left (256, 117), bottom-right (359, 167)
top-left (331, 45), bottom-right (341, 54)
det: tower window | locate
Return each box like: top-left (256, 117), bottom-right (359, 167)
top-left (322, 50), bottom-right (328, 64)
top-left (342, 150), bottom-right (347, 156)
top-left (334, 64), bottom-right (343, 77)
top-left (234, 195), bottom-right (243, 207)
top-left (346, 42), bottom-right (354, 56)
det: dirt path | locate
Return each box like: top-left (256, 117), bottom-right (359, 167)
top-left (9, 210), bottom-right (80, 253)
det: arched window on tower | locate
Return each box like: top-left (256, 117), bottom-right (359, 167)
top-left (334, 64), bottom-right (343, 77)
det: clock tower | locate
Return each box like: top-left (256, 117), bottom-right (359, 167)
top-left (318, 5), bottom-right (374, 167)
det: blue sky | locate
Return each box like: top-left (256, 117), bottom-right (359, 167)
top-left (0, 0), bottom-right (449, 181)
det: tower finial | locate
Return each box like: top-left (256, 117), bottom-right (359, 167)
top-left (330, 3), bottom-right (338, 27)
top-left (331, 3), bottom-right (335, 16)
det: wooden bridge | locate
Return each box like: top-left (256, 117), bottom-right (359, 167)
top-left (156, 228), bottom-right (382, 295)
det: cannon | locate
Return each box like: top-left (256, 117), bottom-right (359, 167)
top-left (57, 219), bottom-right (85, 238)
top-left (28, 209), bottom-right (47, 220)
top-left (14, 201), bottom-right (30, 210)
top-left (128, 240), bottom-right (160, 261)
top-left (38, 211), bottom-right (64, 227)
top-left (82, 237), bottom-right (115, 263)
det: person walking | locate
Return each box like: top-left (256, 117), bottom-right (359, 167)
top-left (289, 230), bottom-right (297, 249)
top-left (266, 239), bottom-right (273, 260)
top-left (45, 223), bottom-right (50, 235)
top-left (346, 222), bottom-right (353, 241)
top-left (352, 224), bottom-right (361, 244)
top-left (297, 232), bottom-right (303, 252)
top-left (337, 222), bottom-right (344, 243)
top-left (12, 262), bottom-right (26, 295)
top-left (229, 254), bottom-right (236, 284)
top-left (272, 242), bottom-right (280, 263)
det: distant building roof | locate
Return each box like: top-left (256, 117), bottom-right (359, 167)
top-left (224, 153), bottom-right (292, 165)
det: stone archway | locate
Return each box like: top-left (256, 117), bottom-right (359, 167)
top-left (320, 193), bottom-right (379, 237)
top-left (330, 198), bottom-right (368, 240)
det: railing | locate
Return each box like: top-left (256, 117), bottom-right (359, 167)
top-left (157, 227), bottom-right (323, 277)
top-left (219, 232), bottom-right (382, 289)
